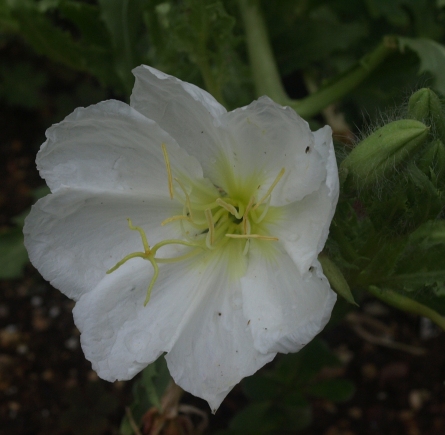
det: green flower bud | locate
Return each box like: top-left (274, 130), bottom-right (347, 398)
top-left (408, 88), bottom-right (445, 143)
top-left (341, 119), bottom-right (429, 189)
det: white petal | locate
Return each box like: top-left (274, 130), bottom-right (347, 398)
top-left (38, 99), bottom-right (203, 195)
top-left (241, 250), bottom-right (337, 355)
top-left (268, 184), bottom-right (337, 275)
top-left (73, 256), bottom-right (204, 382)
top-left (313, 125), bottom-right (340, 201)
top-left (165, 250), bottom-right (275, 412)
top-left (216, 96), bottom-right (329, 205)
top-left (73, 249), bottom-right (275, 412)
top-left (130, 66), bottom-right (227, 177)
top-left (24, 188), bottom-right (182, 300)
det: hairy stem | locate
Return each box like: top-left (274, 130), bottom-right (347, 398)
top-left (367, 285), bottom-right (445, 331)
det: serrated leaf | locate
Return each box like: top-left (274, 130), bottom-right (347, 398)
top-left (399, 37), bottom-right (445, 95)
top-left (410, 219), bottom-right (445, 248)
top-left (11, 6), bottom-right (85, 71)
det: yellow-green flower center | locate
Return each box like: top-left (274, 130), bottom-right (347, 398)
top-left (107, 144), bottom-right (284, 306)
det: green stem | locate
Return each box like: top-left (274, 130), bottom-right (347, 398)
top-left (194, 2), bottom-right (227, 107)
top-left (237, 0), bottom-right (289, 102)
top-left (238, 0), bottom-right (398, 118)
top-left (196, 57), bottom-right (226, 106)
top-left (291, 38), bottom-right (397, 118)
top-left (367, 285), bottom-right (445, 331)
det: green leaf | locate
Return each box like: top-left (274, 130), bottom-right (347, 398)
top-left (0, 227), bottom-right (28, 279)
top-left (306, 379), bottom-right (355, 403)
top-left (399, 37), bottom-right (445, 95)
top-left (318, 255), bottom-right (358, 305)
top-left (120, 356), bottom-right (171, 434)
top-left (140, 356), bottom-right (170, 410)
top-left (410, 219), bottom-right (445, 248)
top-left (10, 6), bottom-right (85, 71)
top-left (229, 402), bottom-right (277, 434)
top-left (98, 0), bottom-right (145, 94)
top-left (59, 0), bottom-right (109, 47)
top-left (242, 374), bottom-right (282, 401)
top-left (276, 339), bottom-right (340, 384)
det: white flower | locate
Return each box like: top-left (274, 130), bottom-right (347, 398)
top-left (24, 66), bottom-right (339, 412)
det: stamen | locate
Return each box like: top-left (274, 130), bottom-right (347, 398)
top-left (151, 238), bottom-right (203, 254)
top-left (225, 233), bottom-right (279, 241)
top-left (162, 143), bottom-right (174, 199)
top-left (161, 215), bottom-right (192, 226)
top-left (174, 177), bottom-right (194, 221)
top-left (252, 167), bottom-right (285, 211)
top-left (242, 196), bottom-right (255, 234)
top-left (216, 198), bottom-right (242, 219)
top-left (205, 209), bottom-right (215, 247)
top-left (251, 195), bottom-right (271, 224)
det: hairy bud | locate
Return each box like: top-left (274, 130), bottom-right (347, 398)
top-left (341, 119), bottom-right (429, 189)
top-left (408, 88), bottom-right (445, 143)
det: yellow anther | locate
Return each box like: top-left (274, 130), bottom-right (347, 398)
top-left (252, 167), bottom-right (285, 211)
top-left (161, 215), bottom-right (192, 226)
top-left (225, 234), bottom-right (279, 241)
top-left (162, 143), bottom-right (174, 199)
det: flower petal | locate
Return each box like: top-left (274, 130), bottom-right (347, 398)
top-left (241, 249), bottom-right (336, 354)
top-left (313, 125), bottom-right (339, 200)
top-left (130, 66), bottom-right (227, 177)
top-left (73, 249), bottom-right (275, 412)
top-left (216, 97), bottom-right (329, 205)
top-left (267, 184), bottom-right (337, 275)
top-left (72, 256), bottom-right (202, 382)
top-left (38, 99), bottom-right (203, 195)
top-left (165, 250), bottom-right (276, 412)
top-left (24, 188), bottom-right (182, 300)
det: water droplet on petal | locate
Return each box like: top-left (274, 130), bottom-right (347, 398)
top-left (125, 331), bottom-right (148, 354)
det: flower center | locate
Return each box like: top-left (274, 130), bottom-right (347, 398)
top-left (107, 144), bottom-right (283, 306)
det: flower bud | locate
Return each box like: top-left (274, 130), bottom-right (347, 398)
top-left (341, 119), bottom-right (429, 189)
top-left (408, 88), bottom-right (445, 143)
